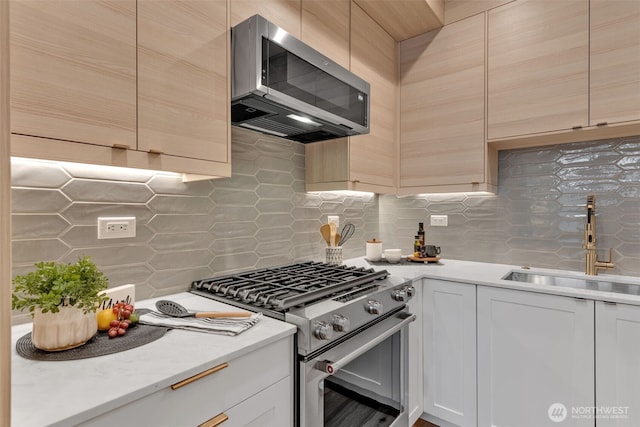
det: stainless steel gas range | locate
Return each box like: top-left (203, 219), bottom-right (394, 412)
top-left (191, 262), bottom-right (415, 427)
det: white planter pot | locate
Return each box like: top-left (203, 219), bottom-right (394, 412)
top-left (32, 306), bottom-right (97, 351)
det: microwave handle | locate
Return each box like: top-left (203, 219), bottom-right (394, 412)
top-left (315, 313), bottom-right (415, 375)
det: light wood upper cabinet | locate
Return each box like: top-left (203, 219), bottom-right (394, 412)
top-left (400, 13), bottom-right (495, 193)
top-left (590, 0), bottom-right (640, 126)
top-left (10, 0), bottom-right (137, 148)
top-left (444, 0), bottom-right (513, 24)
top-left (301, 0), bottom-right (350, 69)
top-left (487, 0), bottom-right (589, 140)
top-left (10, 0), bottom-right (231, 179)
top-left (354, 0), bottom-right (444, 41)
top-left (138, 0), bottom-right (229, 164)
top-left (305, 1), bottom-right (397, 193)
top-left (230, 0), bottom-right (301, 38)
top-left (348, 3), bottom-right (397, 190)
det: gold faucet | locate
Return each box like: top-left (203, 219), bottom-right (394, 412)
top-left (583, 194), bottom-right (614, 275)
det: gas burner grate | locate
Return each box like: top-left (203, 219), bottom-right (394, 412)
top-left (191, 262), bottom-right (389, 311)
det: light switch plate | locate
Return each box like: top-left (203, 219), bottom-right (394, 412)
top-left (328, 215), bottom-right (340, 229)
top-left (430, 215), bottom-right (448, 227)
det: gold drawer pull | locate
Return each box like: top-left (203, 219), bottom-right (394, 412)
top-left (170, 362), bottom-right (228, 390)
top-left (571, 125), bottom-right (583, 130)
top-left (112, 143), bottom-right (130, 149)
top-left (199, 413), bottom-right (229, 427)
top-left (596, 122), bottom-right (608, 127)
top-left (148, 148), bottom-right (164, 154)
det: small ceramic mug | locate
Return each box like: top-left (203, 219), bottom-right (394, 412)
top-left (424, 245), bottom-right (441, 257)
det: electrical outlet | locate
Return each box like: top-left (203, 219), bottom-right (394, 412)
top-left (97, 217), bottom-right (136, 239)
top-left (328, 215), bottom-right (340, 229)
top-left (430, 215), bottom-right (448, 227)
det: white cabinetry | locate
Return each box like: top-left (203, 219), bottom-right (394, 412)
top-left (596, 301), bottom-right (640, 427)
top-left (477, 287), bottom-right (594, 427)
top-left (408, 279), bottom-right (423, 424)
top-left (81, 337), bottom-right (293, 427)
top-left (422, 279), bottom-right (476, 427)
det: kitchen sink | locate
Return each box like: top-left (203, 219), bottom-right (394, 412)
top-left (502, 271), bottom-right (640, 296)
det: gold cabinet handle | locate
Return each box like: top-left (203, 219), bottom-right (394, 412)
top-left (112, 143), bottom-right (130, 149)
top-left (148, 148), bottom-right (164, 154)
top-left (199, 413), bottom-right (229, 427)
top-left (170, 362), bottom-right (228, 390)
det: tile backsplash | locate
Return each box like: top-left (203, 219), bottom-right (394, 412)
top-left (10, 128), bottom-right (378, 322)
top-left (380, 135), bottom-right (640, 277)
top-left (10, 131), bottom-right (640, 321)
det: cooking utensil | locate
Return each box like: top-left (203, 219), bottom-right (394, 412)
top-left (320, 224), bottom-right (340, 247)
top-left (155, 300), bottom-right (251, 318)
top-left (338, 223), bottom-right (355, 246)
top-left (329, 222), bottom-right (337, 247)
top-left (320, 224), bottom-right (331, 245)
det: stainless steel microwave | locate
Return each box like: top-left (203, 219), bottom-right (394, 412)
top-left (231, 15), bottom-right (370, 143)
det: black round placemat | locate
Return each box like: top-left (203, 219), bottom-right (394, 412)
top-left (16, 310), bottom-right (170, 361)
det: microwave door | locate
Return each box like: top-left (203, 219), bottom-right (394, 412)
top-left (262, 38), bottom-right (369, 133)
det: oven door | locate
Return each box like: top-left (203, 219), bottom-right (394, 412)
top-left (299, 309), bottom-right (415, 427)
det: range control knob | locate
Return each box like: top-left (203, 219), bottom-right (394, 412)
top-left (392, 289), bottom-right (407, 302)
top-left (332, 314), bottom-right (351, 332)
top-left (314, 321), bottom-right (334, 340)
top-left (366, 300), bottom-right (383, 315)
top-left (404, 285), bottom-right (415, 299)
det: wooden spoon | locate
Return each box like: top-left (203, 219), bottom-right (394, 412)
top-left (320, 224), bottom-right (340, 246)
top-left (320, 224), bottom-right (331, 245)
top-left (329, 222), bottom-right (337, 247)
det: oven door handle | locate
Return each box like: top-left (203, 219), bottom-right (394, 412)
top-left (315, 312), bottom-right (415, 375)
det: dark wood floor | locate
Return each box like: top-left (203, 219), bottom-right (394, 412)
top-left (412, 419), bottom-right (439, 427)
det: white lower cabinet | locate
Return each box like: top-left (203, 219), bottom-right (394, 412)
top-left (222, 376), bottom-right (292, 427)
top-left (81, 337), bottom-right (293, 426)
top-left (596, 301), bottom-right (640, 427)
top-left (422, 279), bottom-right (477, 427)
top-left (477, 287), bottom-right (595, 427)
top-left (408, 279), bottom-right (424, 425)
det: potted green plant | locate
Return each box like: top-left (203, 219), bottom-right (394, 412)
top-left (12, 256), bottom-right (109, 351)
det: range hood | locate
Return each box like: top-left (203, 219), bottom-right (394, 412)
top-left (231, 15), bottom-right (370, 143)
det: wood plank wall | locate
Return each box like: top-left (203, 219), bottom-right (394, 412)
top-left (1, 0), bottom-right (11, 424)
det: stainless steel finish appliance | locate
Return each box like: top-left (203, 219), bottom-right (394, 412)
top-left (191, 262), bottom-right (415, 427)
top-left (231, 15), bottom-right (370, 143)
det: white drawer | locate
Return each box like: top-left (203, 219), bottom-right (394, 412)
top-left (200, 376), bottom-right (292, 427)
top-left (81, 337), bottom-right (293, 426)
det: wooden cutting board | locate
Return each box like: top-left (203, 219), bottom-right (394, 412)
top-left (408, 255), bottom-right (441, 263)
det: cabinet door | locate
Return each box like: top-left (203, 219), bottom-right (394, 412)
top-left (350, 2), bottom-right (397, 189)
top-left (230, 0), bottom-right (301, 37)
top-left (301, 0), bottom-right (350, 69)
top-left (590, 0), bottom-right (640, 126)
top-left (596, 301), bottom-right (640, 427)
top-left (138, 0), bottom-right (229, 163)
top-left (423, 279), bottom-right (476, 427)
top-left (10, 0), bottom-right (136, 148)
top-left (477, 287), bottom-right (594, 427)
top-left (487, 0), bottom-right (589, 139)
top-left (400, 13), bottom-right (485, 189)
top-left (222, 376), bottom-right (292, 427)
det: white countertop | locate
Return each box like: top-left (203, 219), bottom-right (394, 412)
top-left (11, 292), bottom-right (296, 427)
top-left (345, 256), bottom-right (640, 306)
top-left (12, 259), bottom-right (640, 426)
